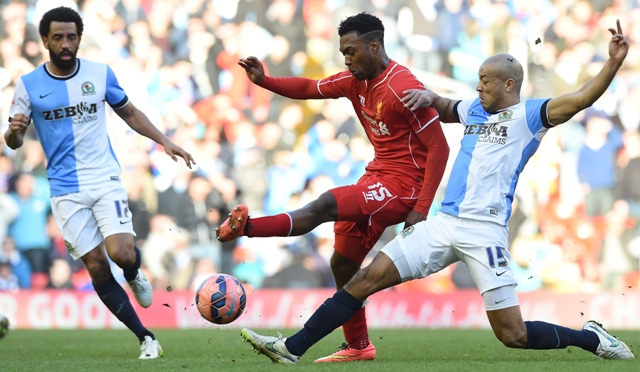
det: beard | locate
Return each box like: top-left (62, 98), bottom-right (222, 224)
top-left (49, 48), bottom-right (77, 71)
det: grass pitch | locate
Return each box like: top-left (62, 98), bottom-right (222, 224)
top-left (1, 328), bottom-right (638, 371)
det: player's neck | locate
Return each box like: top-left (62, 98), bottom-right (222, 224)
top-left (46, 60), bottom-right (78, 77)
top-left (369, 55), bottom-right (390, 81)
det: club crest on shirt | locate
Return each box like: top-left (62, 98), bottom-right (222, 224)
top-left (81, 81), bottom-right (96, 96)
top-left (498, 110), bottom-right (513, 121)
top-left (375, 101), bottom-right (383, 120)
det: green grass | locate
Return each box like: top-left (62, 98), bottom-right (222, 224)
top-left (1, 328), bottom-right (638, 371)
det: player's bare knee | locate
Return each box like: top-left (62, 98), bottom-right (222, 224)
top-left (105, 235), bottom-right (135, 267)
top-left (109, 247), bottom-right (135, 268)
top-left (84, 257), bottom-right (110, 281)
top-left (311, 192), bottom-right (338, 220)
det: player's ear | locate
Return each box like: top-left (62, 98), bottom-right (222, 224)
top-left (41, 36), bottom-right (49, 50)
top-left (369, 39), bottom-right (379, 55)
top-left (505, 78), bottom-right (515, 93)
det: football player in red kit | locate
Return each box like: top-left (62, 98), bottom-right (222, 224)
top-left (217, 12), bottom-right (449, 363)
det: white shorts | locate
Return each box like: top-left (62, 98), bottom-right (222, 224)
top-left (50, 184), bottom-right (135, 260)
top-left (382, 212), bottom-right (517, 295)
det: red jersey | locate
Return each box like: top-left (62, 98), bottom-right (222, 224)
top-left (260, 60), bottom-right (448, 214)
top-left (315, 61), bottom-right (437, 178)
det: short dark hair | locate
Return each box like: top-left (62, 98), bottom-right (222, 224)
top-left (38, 6), bottom-right (84, 38)
top-left (337, 12), bottom-right (384, 46)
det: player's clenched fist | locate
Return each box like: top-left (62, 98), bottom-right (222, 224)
top-left (9, 113), bottom-right (30, 133)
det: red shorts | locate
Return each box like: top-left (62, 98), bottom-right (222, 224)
top-left (330, 172), bottom-right (418, 263)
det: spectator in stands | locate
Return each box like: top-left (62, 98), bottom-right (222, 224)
top-left (0, 236), bottom-right (30, 289)
top-left (46, 258), bottom-right (74, 289)
top-left (577, 109), bottom-right (624, 218)
top-left (8, 172), bottom-right (50, 274)
top-left (0, 261), bottom-right (19, 291)
top-left (0, 188), bottom-right (18, 247)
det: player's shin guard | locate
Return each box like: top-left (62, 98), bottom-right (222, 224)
top-left (343, 308), bottom-right (370, 349)
top-left (285, 289), bottom-right (363, 357)
top-left (524, 321), bottom-right (598, 352)
top-left (93, 274), bottom-right (154, 342)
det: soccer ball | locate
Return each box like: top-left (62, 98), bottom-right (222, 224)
top-left (195, 274), bottom-right (246, 325)
top-left (0, 314), bottom-right (8, 339)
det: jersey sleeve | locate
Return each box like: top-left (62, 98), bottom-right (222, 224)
top-left (453, 98), bottom-right (476, 126)
top-left (105, 66), bottom-right (129, 109)
top-left (316, 71), bottom-right (354, 99)
top-left (261, 70), bottom-right (353, 100)
top-left (8, 78), bottom-right (32, 121)
top-left (525, 98), bottom-right (552, 138)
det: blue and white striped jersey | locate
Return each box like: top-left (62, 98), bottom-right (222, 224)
top-left (9, 59), bottom-right (129, 197)
top-left (440, 98), bottom-right (552, 226)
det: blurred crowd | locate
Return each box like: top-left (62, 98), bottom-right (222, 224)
top-left (1, 0), bottom-right (640, 295)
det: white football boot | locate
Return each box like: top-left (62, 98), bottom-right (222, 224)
top-left (240, 328), bottom-right (300, 364)
top-left (583, 321), bottom-right (635, 360)
top-left (127, 269), bottom-right (153, 308)
top-left (139, 336), bottom-right (163, 359)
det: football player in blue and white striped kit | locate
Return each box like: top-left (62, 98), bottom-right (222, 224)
top-left (4, 7), bottom-right (195, 359)
top-left (240, 20), bottom-right (634, 363)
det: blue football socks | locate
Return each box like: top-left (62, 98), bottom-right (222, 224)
top-left (525, 321), bottom-right (599, 352)
top-left (93, 274), bottom-right (154, 343)
top-left (285, 289), bottom-right (363, 357)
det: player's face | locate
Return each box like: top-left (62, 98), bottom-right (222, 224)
top-left (339, 33), bottom-right (376, 80)
top-left (42, 21), bottom-right (80, 72)
top-left (476, 64), bottom-right (505, 114)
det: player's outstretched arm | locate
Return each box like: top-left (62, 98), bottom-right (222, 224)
top-left (401, 89), bottom-right (459, 123)
top-left (4, 113), bottom-right (30, 150)
top-left (239, 56), bottom-right (325, 100)
top-left (115, 102), bottom-right (196, 169)
top-left (547, 19), bottom-right (629, 126)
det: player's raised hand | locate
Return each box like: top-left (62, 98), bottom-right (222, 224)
top-left (238, 56), bottom-right (266, 85)
top-left (608, 19), bottom-right (629, 65)
top-left (401, 89), bottom-right (438, 112)
top-left (8, 113), bottom-right (29, 134)
top-left (163, 141), bottom-right (196, 169)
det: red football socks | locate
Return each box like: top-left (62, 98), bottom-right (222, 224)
top-left (343, 307), bottom-right (371, 350)
top-left (246, 213), bottom-right (293, 237)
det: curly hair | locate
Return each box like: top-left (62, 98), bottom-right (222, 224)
top-left (39, 6), bottom-right (84, 38)
top-left (337, 12), bottom-right (384, 46)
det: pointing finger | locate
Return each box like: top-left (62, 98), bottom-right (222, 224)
top-left (617, 19), bottom-right (622, 35)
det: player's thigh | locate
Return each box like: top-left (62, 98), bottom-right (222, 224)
top-left (454, 218), bottom-right (516, 295)
top-left (333, 173), bottom-right (414, 222)
top-left (91, 185), bottom-right (136, 241)
top-left (333, 174), bottom-right (414, 256)
top-left (50, 192), bottom-right (104, 260)
top-left (381, 213), bottom-right (458, 282)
